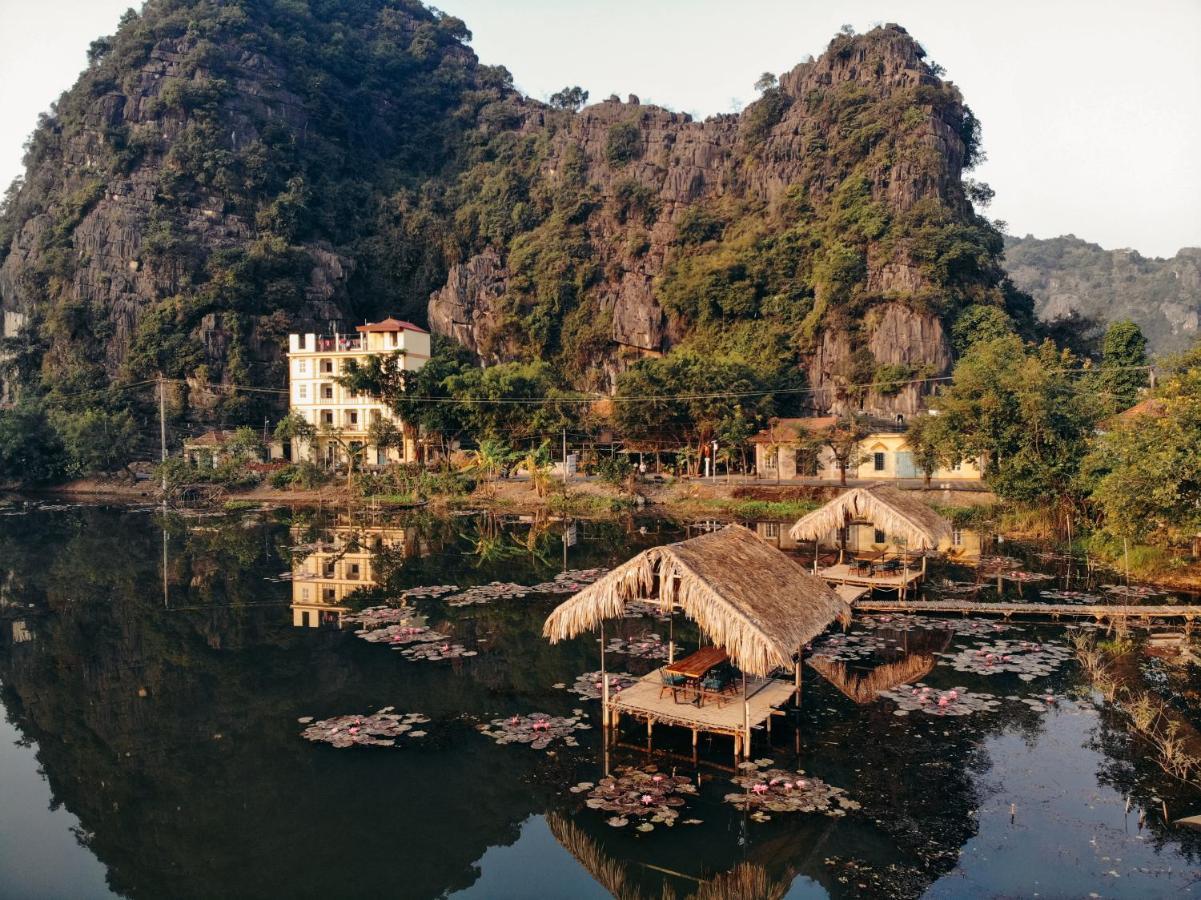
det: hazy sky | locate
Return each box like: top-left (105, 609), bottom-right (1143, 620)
top-left (2, 0), bottom-right (1198, 257)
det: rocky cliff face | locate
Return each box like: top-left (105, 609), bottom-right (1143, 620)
top-left (428, 24), bottom-right (1003, 414)
top-left (1004, 235), bottom-right (1201, 355)
top-left (1, 4), bottom-right (1011, 420)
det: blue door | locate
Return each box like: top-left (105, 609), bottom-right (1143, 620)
top-left (895, 451), bottom-right (919, 478)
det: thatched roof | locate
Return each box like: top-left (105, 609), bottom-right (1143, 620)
top-left (788, 484), bottom-right (953, 551)
top-left (543, 525), bottom-right (850, 676)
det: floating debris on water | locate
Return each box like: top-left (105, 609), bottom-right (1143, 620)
top-left (725, 761), bottom-right (858, 817)
top-left (399, 641), bottom-right (477, 661)
top-left (299, 708), bottom-right (430, 748)
top-left (580, 766), bottom-right (697, 830)
top-left (604, 632), bottom-right (675, 660)
top-left (938, 639), bottom-right (1071, 679)
top-left (877, 683), bottom-right (1004, 716)
top-left (478, 713), bottom-right (590, 750)
top-left (564, 670), bottom-right (637, 700)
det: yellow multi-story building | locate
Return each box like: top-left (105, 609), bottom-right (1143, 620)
top-left (286, 318), bottom-right (430, 466)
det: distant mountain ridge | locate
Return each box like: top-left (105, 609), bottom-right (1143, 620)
top-left (1004, 234), bottom-right (1201, 355)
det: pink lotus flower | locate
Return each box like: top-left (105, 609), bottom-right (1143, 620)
top-left (948, 690), bottom-right (959, 699)
top-left (797, 779), bottom-right (807, 788)
top-left (652, 775), bottom-right (664, 783)
top-left (641, 794), bottom-right (654, 805)
top-left (751, 783), bottom-right (769, 795)
top-left (938, 697), bottom-right (950, 707)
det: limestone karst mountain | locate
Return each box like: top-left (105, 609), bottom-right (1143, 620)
top-left (0, 1), bottom-right (1029, 420)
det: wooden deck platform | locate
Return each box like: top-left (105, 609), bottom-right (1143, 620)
top-left (834, 584), bottom-right (870, 604)
top-left (820, 563), bottom-right (924, 596)
top-left (607, 669), bottom-right (796, 758)
top-left (855, 598), bottom-right (1201, 624)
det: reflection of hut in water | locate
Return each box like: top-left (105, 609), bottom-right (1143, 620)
top-left (790, 485), bottom-right (955, 598)
top-left (546, 813), bottom-right (793, 900)
top-left (544, 525), bottom-right (850, 761)
top-left (809, 654), bottom-right (937, 705)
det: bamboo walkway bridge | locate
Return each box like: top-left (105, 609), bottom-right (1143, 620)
top-left (854, 598), bottom-right (1201, 627)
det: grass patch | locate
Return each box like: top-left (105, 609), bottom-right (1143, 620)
top-left (223, 500), bottom-right (258, 511)
top-left (694, 498), bottom-right (819, 519)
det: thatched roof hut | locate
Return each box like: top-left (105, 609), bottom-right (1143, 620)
top-left (788, 484), bottom-right (953, 551)
top-left (543, 525), bottom-right (850, 677)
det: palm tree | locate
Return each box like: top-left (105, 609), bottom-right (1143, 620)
top-left (464, 438), bottom-right (513, 496)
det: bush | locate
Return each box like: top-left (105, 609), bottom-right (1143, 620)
top-left (269, 461), bottom-right (328, 490)
top-left (605, 122), bottom-right (642, 167)
top-left (595, 454), bottom-right (634, 487)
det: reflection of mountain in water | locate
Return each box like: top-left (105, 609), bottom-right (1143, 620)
top-left (0, 508), bottom-right (547, 898)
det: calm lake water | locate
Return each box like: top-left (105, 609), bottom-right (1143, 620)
top-left (0, 502), bottom-right (1198, 899)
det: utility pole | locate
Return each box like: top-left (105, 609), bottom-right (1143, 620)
top-left (562, 427), bottom-right (568, 486)
top-left (158, 374), bottom-right (168, 495)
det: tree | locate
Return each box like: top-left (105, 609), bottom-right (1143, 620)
top-left (905, 412), bottom-right (953, 487)
top-left (821, 415), bottom-right (869, 486)
top-left (51, 407), bottom-right (138, 476)
top-left (754, 72), bottom-right (778, 93)
top-left (927, 334), bottom-right (1105, 520)
top-left (520, 443), bottom-right (554, 497)
top-left (318, 424), bottom-right (368, 490)
top-left (1081, 342), bottom-right (1201, 544)
top-left (465, 438), bottom-right (515, 495)
top-left (1098, 320), bottom-right (1148, 410)
top-left (0, 403), bottom-right (65, 484)
top-left (549, 86), bottom-right (589, 111)
top-left (612, 351), bottom-right (779, 475)
top-left (950, 305), bottom-right (1015, 356)
top-left (367, 416), bottom-right (405, 464)
top-left (274, 412), bottom-right (315, 460)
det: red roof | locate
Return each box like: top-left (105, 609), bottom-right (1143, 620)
top-left (355, 317), bottom-right (428, 334)
top-left (749, 417), bottom-right (839, 444)
top-left (1114, 397), bottom-right (1166, 423)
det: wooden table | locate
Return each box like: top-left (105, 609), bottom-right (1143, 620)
top-left (665, 647), bottom-right (728, 679)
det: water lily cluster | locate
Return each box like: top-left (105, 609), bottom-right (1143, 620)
top-left (579, 766), bottom-right (698, 831)
top-left (343, 605), bottom-right (422, 629)
top-left (878, 683), bottom-right (1004, 716)
top-left (938, 639), bottom-right (1071, 680)
top-left (397, 584), bottom-right (459, 601)
top-left (726, 761), bottom-right (858, 819)
top-left (809, 631), bottom-right (894, 662)
top-left (446, 582), bottom-right (530, 607)
top-left (355, 625), bottom-right (449, 646)
top-left (399, 641), bottom-right (478, 661)
top-left (298, 708), bottom-right (430, 748)
top-left (478, 713), bottom-right (590, 750)
top-left (622, 600), bottom-right (672, 619)
top-left (561, 670), bottom-right (637, 700)
top-left (856, 614), bottom-right (1015, 636)
top-left (528, 568), bottom-right (608, 594)
top-left (604, 632), bottom-right (674, 660)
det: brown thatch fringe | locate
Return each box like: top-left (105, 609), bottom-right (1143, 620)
top-left (789, 484), bottom-right (953, 550)
top-left (807, 653), bottom-right (937, 704)
top-left (544, 525), bottom-right (850, 676)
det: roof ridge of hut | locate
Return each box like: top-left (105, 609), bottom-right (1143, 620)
top-left (543, 524), bottom-right (850, 676)
top-left (788, 484), bottom-right (953, 550)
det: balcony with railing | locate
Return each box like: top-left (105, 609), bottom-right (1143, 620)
top-left (316, 335), bottom-right (363, 352)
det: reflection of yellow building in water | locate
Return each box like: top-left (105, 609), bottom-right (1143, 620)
top-left (290, 523), bottom-right (414, 627)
